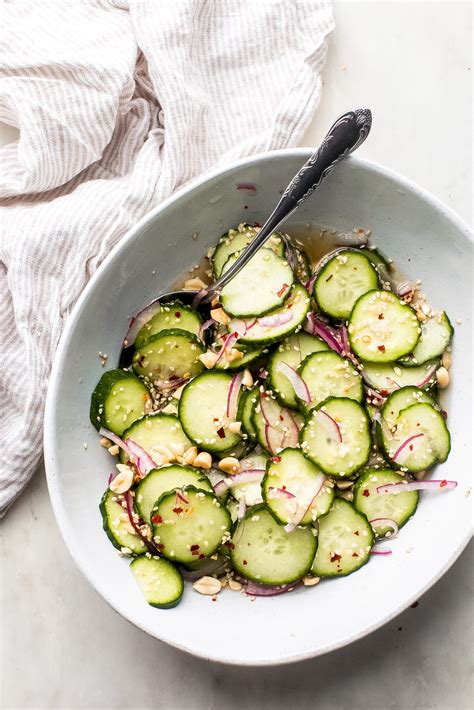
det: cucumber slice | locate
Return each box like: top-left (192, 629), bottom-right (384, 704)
top-left (251, 391), bottom-right (303, 455)
top-left (151, 487), bottom-right (231, 564)
top-left (262, 448), bottom-right (334, 525)
top-left (298, 351), bottom-right (363, 413)
top-left (178, 371), bottom-right (242, 453)
top-left (399, 312), bottom-right (453, 366)
top-left (130, 555), bottom-right (184, 609)
top-left (90, 369), bottom-right (151, 435)
top-left (215, 343), bottom-right (266, 371)
top-left (230, 284), bottom-right (310, 346)
top-left (237, 386), bottom-right (260, 442)
top-left (300, 397), bottom-right (371, 477)
top-left (132, 328), bottom-right (205, 381)
top-left (230, 505), bottom-right (317, 585)
top-left (382, 386), bottom-right (436, 429)
top-left (135, 464), bottom-right (213, 523)
top-left (100, 489), bottom-right (147, 555)
top-left (361, 359), bottom-right (439, 394)
top-left (268, 332), bottom-right (329, 409)
top-left (119, 413), bottom-right (192, 464)
top-left (134, 302), bottom-right (202, 349)
top-left (212, 225), bottom-right (284, 277)
top-left (353, 468), bottom-right (419, 537)
top-left (349, 290), bottom-right (420, 362)
top-left (314, 251), bottom-right (379, 320)
top-left (220, 248), bottom-right (294, 318)
top-left (377, 402), bottom-right (450, 472)
top-left (311, 499), bottom-right (374, 577)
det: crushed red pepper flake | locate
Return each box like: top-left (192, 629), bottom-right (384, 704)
top-left (378, 344), bottom-right (386, 353)
top-left (277, 283), bottom-right (289, 298)
top-left (217, 427), bottom-right (226, 438)
top-left (362, 490), bottom-right (370, 497)
top-left (151, 514), bottom-right (163, 524)
top-left (330, 553), bottom-right (342, 563)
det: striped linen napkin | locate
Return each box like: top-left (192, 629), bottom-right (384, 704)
top-left (0, 0), bottom-right (334, 515)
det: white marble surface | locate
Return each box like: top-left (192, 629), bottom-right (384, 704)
top-left (1, 2), bottom-right (472, 709)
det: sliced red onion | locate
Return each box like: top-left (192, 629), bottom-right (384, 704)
top-left (125, 438), bottom-right (157, 476)
top-left (236, 182), bottom-right (257, 192)
top-left (392, 433), bottom-right (424, 462)
top-left (258, 311), bottom-right (293, 328)
top-left (370, 518), bottom-right (399, 537)
top-left (198, 318), bottom-right (216, 340)
top-left (124, 490), bottom-right (158, 554)
top-left (282, 409), bottom-right (301, 448)
top-left (123, 299), bottom-right (163, 347)
top-left (364, 385), bottom-right (386, 407)
top-left (396, 280), bottom-right (414, 297)
top-left (107, 472), bottom-right (115, 485)
top-left (265, 423), bottom-right (283, 455)
top-left (226, 371), bottom-right (244, 420)
top-left (305, 313), bottom-right (343, 354)
top-left (284, 476), bottom-right (325, 532)
top-left (237, 498), bottom-right (247, 520)
top-left (244, 580), bottom-right (300, 597)
top-left (267, 486), bottom-right (296, 500)
top-left (213, 470), bottom-right (265, 494)
top-left (315, 409), bottom-right (343, 442)
top-left (175, 490), bottom-right (189, 504)
top-left (181, 558), bottom-right (229, 580)
top-left (155, 376), bottom-right (188, 391)
top-left (215, 331), bottom-right (239, 365)
top-left (370, 548), bottom-right (392, 555)
top-left (377, 479), bottom-right (457, 495)
top-left (99, 427), bottom-right (132, 458)
top-left (276, 361), bottom-right (311, 404)
top-left (417, 364), bottom-right (438, 388)
top-left (305, 271), bottom-right (318, 294)
top-left (259, 393), bottom-right (279, 427)
top-left (230, 319), bottom-right (248, 337)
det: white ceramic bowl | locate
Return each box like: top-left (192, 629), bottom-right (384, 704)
top-left (44, 151), bottom-right (473, 666)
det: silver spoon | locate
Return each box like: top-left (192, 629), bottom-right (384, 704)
top-left (121, 109), bottom-right (371, 364)
top-left (166, 108), bottom-right (371, 309)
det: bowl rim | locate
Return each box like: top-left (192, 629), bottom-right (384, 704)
top-left (43, 151), bottom-right (473, 666)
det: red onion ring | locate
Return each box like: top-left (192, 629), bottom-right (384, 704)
top-left (123, 299), bottom-right (163, 347)
top-left (304, 313), bottom-right (343, 354)
top-left (124, 490), bottom-right (158, 554)
top-left (215, 331), bottom-right (239, 365)
top-left (258, 311), bottom-right (293, 328)
top-left (267, 487), bottom-right (296, 500)
top-left (284, 476), bottom-right (325, 533)
top-left (276, 361), bottom-right (311, 404)
top-left (213, 470), bottom-right (265, 494)
top-left (226, 371), bottom-right (244, 420)
top-left (377, 479), bottom-right (457, 494)
top-left (244, 580), bottom-right (300, 597)
top-left (125, 438), bottom-right (158, 476)
top-left (370, 548), bottom-right (392, 555)
top-left (314, 409), bottom-right (342, 442)
top-left (392, 433), bottom-right (424, 462)
top-left (99, 427), bottom-right (132, 458)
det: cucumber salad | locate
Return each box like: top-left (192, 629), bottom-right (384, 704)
top-left (91, 222), bottom-right (457, 609)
